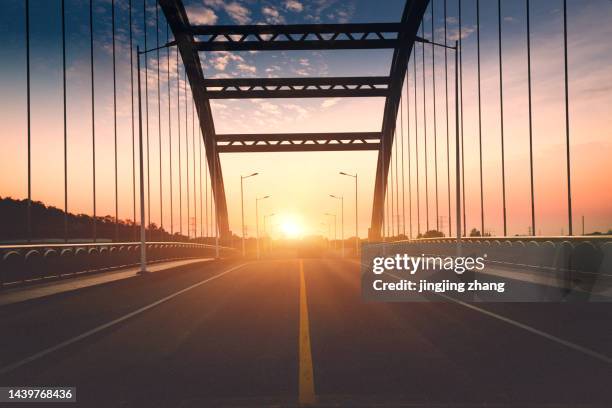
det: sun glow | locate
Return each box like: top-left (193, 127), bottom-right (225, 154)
top-left (279, 217), bottom-right (304, 239)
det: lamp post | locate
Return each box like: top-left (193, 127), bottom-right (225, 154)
top-left (136, 46), bottom-right (148, 274)
top-left (330, 195), bottom-right (344, 257)
top-left (240, 172), bottom-right (258, 257)
top-left (256, 195), bottom-right (270, 259)
top-left (324, 213), bottom-right (337, 251)
top-left (340, 171), bottom-right (358, 255)
top-left (415, 36), bottom-right (460, 243)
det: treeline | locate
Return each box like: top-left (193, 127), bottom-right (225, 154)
top-left (0, 196), bottom-right (197, 243)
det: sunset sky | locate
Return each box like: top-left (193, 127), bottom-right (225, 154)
top-left (0, 0), bottom-right (611, 240)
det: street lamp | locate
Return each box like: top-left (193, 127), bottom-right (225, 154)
top-left (240, 172), bottom-right (259, 257)
top-left (340, 171), bottom-right (358, 256)
top-left (324, 213), bottom-right (337, 251)
top-left (256, 195), bottom-right (270, 259)
top-left (330, 195), bottom-right (344, 257)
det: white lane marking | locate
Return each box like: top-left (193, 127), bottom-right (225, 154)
top-left (384, 272), bottom-right (612, 365)
top-left (0, 263), bottom-right (249, 376)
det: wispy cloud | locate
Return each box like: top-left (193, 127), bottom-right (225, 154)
top-left (285, 0), bottom-right (304, 13)
top-left (262, 6), bottom-right (285, 24)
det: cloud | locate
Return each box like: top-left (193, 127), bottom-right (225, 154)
top-left (262, 6), bottom-right (285, 24)
top-left (321, 98), bottom-right (341, 108)
top-left (285, 0), bottom-right (304, 12)
top-left (203, 0), bottom-right (251, 24)
top-left (225, 2), bottom-right (251, 24)
top-left (186, 7), bottom-right (218, 25)
top-left (237, 63), bottom-right (257, 74)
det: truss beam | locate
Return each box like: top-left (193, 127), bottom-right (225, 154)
top-left (192, 23), bottom-right (402, 52)
top-left (202, 76), bottom-right (390, 99)
top-left (217, 132), bottom-right (381, 153)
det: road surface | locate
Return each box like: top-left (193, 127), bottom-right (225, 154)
top-left (0, 259), bottom-right (611, 407)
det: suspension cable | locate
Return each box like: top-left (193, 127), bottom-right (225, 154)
top-left (444, 0), bottom-right (451, 237)
top-left (526, 0), bottom-right (535, 236)
top-left (177, 47), bottom-right (182, 237)
top-left (414, 52), bottom-right (420, 236)
top-left (112, 0), bottom-right (119, 241)
top-left (167, 22), bottom-right (173, 238)
top-left (400, 82), bottom-right (406, 237)
top-left (129, 0), bottom-right (136, 240)
top-left (498, 0), bottom-right (507, 236)
top-left (477, 0), bottom-right (484, 236)
top-left (432, 0), bottom-right (439, 232)
top-left (563, 0), bottom-right (573, 236)
top-left (144, 0), bottom-right (151, 237)
top-left (61, 0), bottom-right (68, 241)
top-left (184, 69), bottom-right (190, 239)
top-left (459, 0), bottom-right (466, 236)
top-left (26, 0), bottom-right (32, 242)
top-left (406, 54), bottom-right (413, 239)
top-left (421, 23), bottom-right (429, 233)
top-left (156, 1), bottom-right (163, 238)
top-left (90, 0), bottom-right (97, 242)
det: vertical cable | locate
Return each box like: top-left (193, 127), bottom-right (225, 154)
top-left (526, 0), bottom-right (535, 236)
top-left (184, 69), bottom-right (190, 239)
top-left (129, 0), bottom-right (136, 240)
top-left (144, 0), bottom-right (151, 236)
top-left (25, 0), bottom-right (32, 241)
top-left (432, 0), bottom-right (439, 232)
top-left (390, 131), bottom-right (395, 237)
top-left (400, 87), bottom-right (406, 236)
top-left (156, 1), bottom-right (163, 238)
top-left (563, 0), bottom-right (573, 236)
top-left (414, 54), bottom-right (420, 236)
top-left (477, 0), bottom-right (484, 236)
top-left (192, 98), bottom-right (196, 238)
top-left (498, 0), bottom-right (507, 236)
top-left (199, 128), bottom-right (203, 240)
top-left (406, 57), bottom-right (413, 239)
top-left (444, 0), bottom-right (451, 237)
top-left (205, 139), bottom-right (208, 238)
top-left (459, 0), bottom-right (466, 236)
top-left (421, 23), bottom-right (429, 232)
top-left (177, 47), bottom-right (182, 237)
top-left (61, 0), bottom-right (68, 241)
top-left (167, 23), bottom-right (173, 238)
top-left (90, 0), bottom-right (97, 242)
top-left (112, 0), bottom-right (119, 242)
top-left (394, 121), bottom-right (399, 235)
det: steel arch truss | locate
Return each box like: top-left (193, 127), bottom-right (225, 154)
top-left (159, 0), bottom-right (430, 241)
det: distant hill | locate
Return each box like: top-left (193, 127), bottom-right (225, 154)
top-left (0, 196), bottom-right (192, 243)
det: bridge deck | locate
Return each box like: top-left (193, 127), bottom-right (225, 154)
top-left (0, 259), bottom-right (610, 406)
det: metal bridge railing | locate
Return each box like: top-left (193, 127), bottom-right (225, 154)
top-left (369, 237), bottom-right (612, 291)
top-left (0, 242), bottom-right (238, 287)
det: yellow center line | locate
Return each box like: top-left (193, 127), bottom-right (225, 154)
top-left (298, 259), bottom-right (316, 405)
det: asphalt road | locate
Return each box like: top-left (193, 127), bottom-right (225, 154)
top-left (0, 258), bottom-right (611, 407)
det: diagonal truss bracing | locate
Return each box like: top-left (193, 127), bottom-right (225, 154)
top-left (216, 132), bottom-right (382, 153)
top-left (202, 77), bottom-right (390, 99)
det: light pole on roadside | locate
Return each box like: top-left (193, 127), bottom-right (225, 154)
top-left (240, 172), bottom-right (258, 257)
top-left (330, 195), bottom-right (344, 257)
top-left (340, 171), bottom-right (358, 256)
top-left (256, 195), bottom-right (270, 259)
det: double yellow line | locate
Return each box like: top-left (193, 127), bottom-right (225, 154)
top-left (299, 259), bottom-right (316, 405)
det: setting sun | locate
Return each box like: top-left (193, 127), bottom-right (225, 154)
top-left (279, 217), bottom-right (304, 239)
